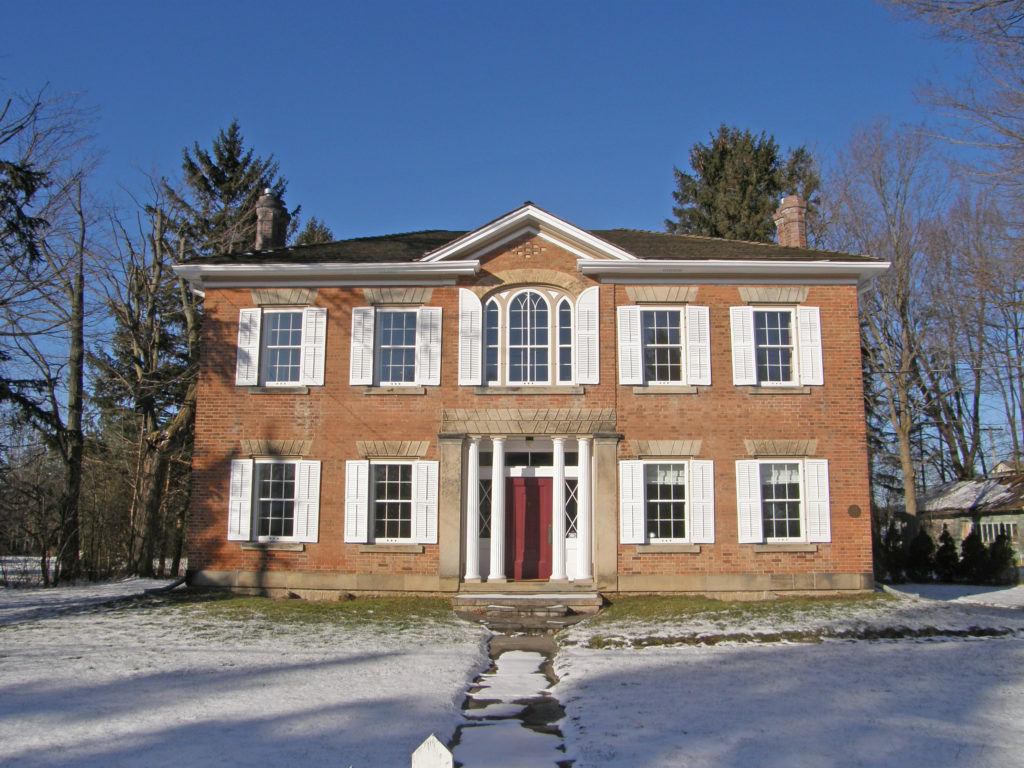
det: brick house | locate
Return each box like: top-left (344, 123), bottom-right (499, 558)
top-left (174, 195), bottom-right (887, 598)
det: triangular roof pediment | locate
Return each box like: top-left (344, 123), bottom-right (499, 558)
top-left (420, 203), bottom-right (638, 264)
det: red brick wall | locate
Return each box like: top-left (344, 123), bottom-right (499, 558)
top-left (188, 233), bottom-right (873, 585)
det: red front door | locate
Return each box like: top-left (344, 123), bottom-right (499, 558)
top-left (505, 477), bottom-right (553, 580)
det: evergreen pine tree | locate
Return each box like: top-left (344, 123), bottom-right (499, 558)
top-left (958, 527), bottom-right (990, 583)
top-left (165, 119), bottom-right (294, 258)
top-left (665, 124), bottom-right (820, 242)
top-left (879, 520), bottom-right (906, 582)
top-left (905, 527), bottom-right (936, 582)
top-left (934, 525), bottom-right (960, 582)
top-left (295, 216), bottom-right (334, 246)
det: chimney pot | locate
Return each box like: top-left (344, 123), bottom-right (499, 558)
top-left (774, 195), bottom-right (808, 249)
top-left (255, 191), bottom-right (289, 250)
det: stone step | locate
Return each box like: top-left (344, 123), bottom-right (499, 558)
top-left (453, 592), bottom-right (603, 617)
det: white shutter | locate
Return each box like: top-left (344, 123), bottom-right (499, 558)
top-left (617, 306), bottom-right (643, 385)
top-left (458, 289), bottom-right (482, 385)
top-left (228, 459), bottom-right (253, 541)
top-left (294, 460), bottom-right (321, 543)
top-left (619, 460), bottom-right (646, 544)
top-left (300, 307), bottom-right (327, 386)
top-left (736, 460), bottom-right (763, 543)
top-left (349, 307), bottom-right (375, 386)
top-left (235, 309), bottom-right (262, 386)
top-left (416, 307), bottom-right (442, 386)
top-left (412, 460), bottom-right (439, 544)
top-left (689, 460), bottom-right (715, 544)
top-left (686, 305), bottom-right (711, 387)
top-left (730, 306), bottom-right (756, 386)
top-left (344, 460), bottom-right (370, 543)
top-left (576, 286), bottom-right (600, 384)
top-left (804, 459), bottom-right (831, 542)
top-left (797, 306), bottom-right (824, 386)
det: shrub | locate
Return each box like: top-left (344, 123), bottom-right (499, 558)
top-left (905, 528), bottom-right (935, 582)
top-left (878, 520), bottom-right (906, 582)
top-left (988, 532), bottom-right (1019, 586)
top-left (958, 527), bottom-right (990, 584)
top-left (934, 526), bottom-right (959, 583)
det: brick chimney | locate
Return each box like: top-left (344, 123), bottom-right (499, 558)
top-left (255, 189), bottom-right (290, 250)
top-left (773, 195), bottom-right (807, 248)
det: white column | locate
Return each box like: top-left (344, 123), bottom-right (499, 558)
top-left (488, 437), bottom-right (506, 582)
top-left (464, 437), bottom-right (481, 581)
top-left (550, 437), bottom-right (567, 581)
top-left (576, 437), bottom-right (593, 580)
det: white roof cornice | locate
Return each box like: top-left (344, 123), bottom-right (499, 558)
top-left (172, 260), bottom-right (480, 288)
top-left (421, 204), bottom-right (638, 263)
top-left (578, 259), bottom-right (891, 292)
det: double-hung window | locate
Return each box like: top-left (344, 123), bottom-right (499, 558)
top-left (235, 306), bottom-right (327, 387)
top-left (349, 306), bottom-right (442, 386)
top-left (344, 459), bottom-right (439, 544)
top-left (735, 459), bottom-right (831, 543)
top-left (459, 286), bottom-right (599, 386)
top-left (730, 306), bottom-right (823, 386)
top-left (227, 458), bottom-right (321, 543)
top-left (619, 459), bottom-right (715, 544)
top-left (617, 305), bottom-right (711, 386)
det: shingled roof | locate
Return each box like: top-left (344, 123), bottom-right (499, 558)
top-left (185, 227), bottom-right (875, 265)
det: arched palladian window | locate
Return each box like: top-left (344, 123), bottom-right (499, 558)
top-left (463, 286), bottom-right (599, 386)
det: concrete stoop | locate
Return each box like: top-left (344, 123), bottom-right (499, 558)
top-left (453, 591), bottom-right (604, 631)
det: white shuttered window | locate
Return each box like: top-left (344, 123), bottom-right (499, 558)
top-left (618, 459), bottom-right (715, 544)
top-left (735, 459), bottom-right (831, 544)
top-left (617, 305), bottom-right (711, 386)
top-left (350, 306), bottom-right (443, 386)
top-left (227, 458), bottom-right (320, 543)
top-left (235, 307), bottom-right (327, 387)
top-left (344, 459), bottom-right (439, 545)
top-left (730, 306), bottom-right (824, 387)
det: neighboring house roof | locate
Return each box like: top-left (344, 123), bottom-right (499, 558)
top-left (919, 474), bottom-right (1024, 518)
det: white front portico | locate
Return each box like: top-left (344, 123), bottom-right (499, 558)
top-left (438, 408), bottom-right (617, 591)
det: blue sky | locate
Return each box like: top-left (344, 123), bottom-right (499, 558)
top-left (2, 0), bottom-right (973, 238)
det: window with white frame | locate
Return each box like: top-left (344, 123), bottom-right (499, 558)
top-left (459, 286), bottom-right (599, 386)
top-left (343, 459), bottom-right (439, 544)
top-left (617, 305), bottom-right (711, 386)
top-left (372, 463), bottom-right (413, 541)
top-left (730, 305), bottom-right (823, 387)
top-left (349, 306), bottom-right (441, 387)
top-left (227, 458), bottom-right (321, 543)
top-left (980, 522), bottom-right (1018, 543)
top-left (235, 306), bottom-right (327, 387)
top-left (619, 459), bottom-right (715, 544)
top-left (735, 458), bottom-right (831, 544)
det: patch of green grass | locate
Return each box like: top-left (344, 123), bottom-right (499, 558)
top-left (592, 592), bottom-right (892, 624)
top-left (186, 594), bottom-right (455, 625)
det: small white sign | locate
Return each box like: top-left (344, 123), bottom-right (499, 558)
top-left (411, 733), bottom-right (453, 768)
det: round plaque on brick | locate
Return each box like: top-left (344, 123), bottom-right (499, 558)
top-left (848, 504), bottom-right (862, 518)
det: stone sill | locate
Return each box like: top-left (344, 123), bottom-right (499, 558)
top-left (754, 543), bottom-right (818, 553)
top-left (474, 385), bottom-right (585, 395)
top-left (360, 386), bottom-right (426, 395)
top-left (241, 542), bottom-right (305, 552)
top-left (247, 386), bottom-right (310, 395)
top-left (358, 544), bottom-right (425, 554)
top-left (742, 386), bottom-right (811, 395)
top-left (632, 385), bottom-right (698, 395)
top-left (636, 543), bottom-right (701, 554)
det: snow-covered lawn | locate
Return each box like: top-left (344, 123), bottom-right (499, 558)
top-left (4, 580), bottom-right (1024, 768)
top-left (554, 583), bottom-right (1024, 767)
top-left (0, 580), bottom-right (490, 768)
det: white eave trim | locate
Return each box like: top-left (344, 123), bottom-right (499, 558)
top-left (578, 258), bottom-right (891, 291)
top-left (421, 205), bottom-right (638, 263)
top-left (172, 260), bottom-right (480, 288)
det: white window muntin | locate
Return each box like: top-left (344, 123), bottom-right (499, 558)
top-left (252, 459), bottom-right (298, 540)
top-left (375, 309), bottom-right (418, 386)
top-left (754, 307), bottom-right (798, 386)
top-left (482, 287), bottom-right (576, 386)
top-left (557, 298), bottom-right (575, 385)
top-left (261, 309), bottom-right (304, 386)
top-left (507, 289), bottom-right (552, 385)
top-left (640, 306), bottom-right (686, 385)
top-left (645, 462), bottom-right (688, 543)
top-left (370, 460), bottom-right (414, 543)
top-left (759, 461), bottom-right (804, 542)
